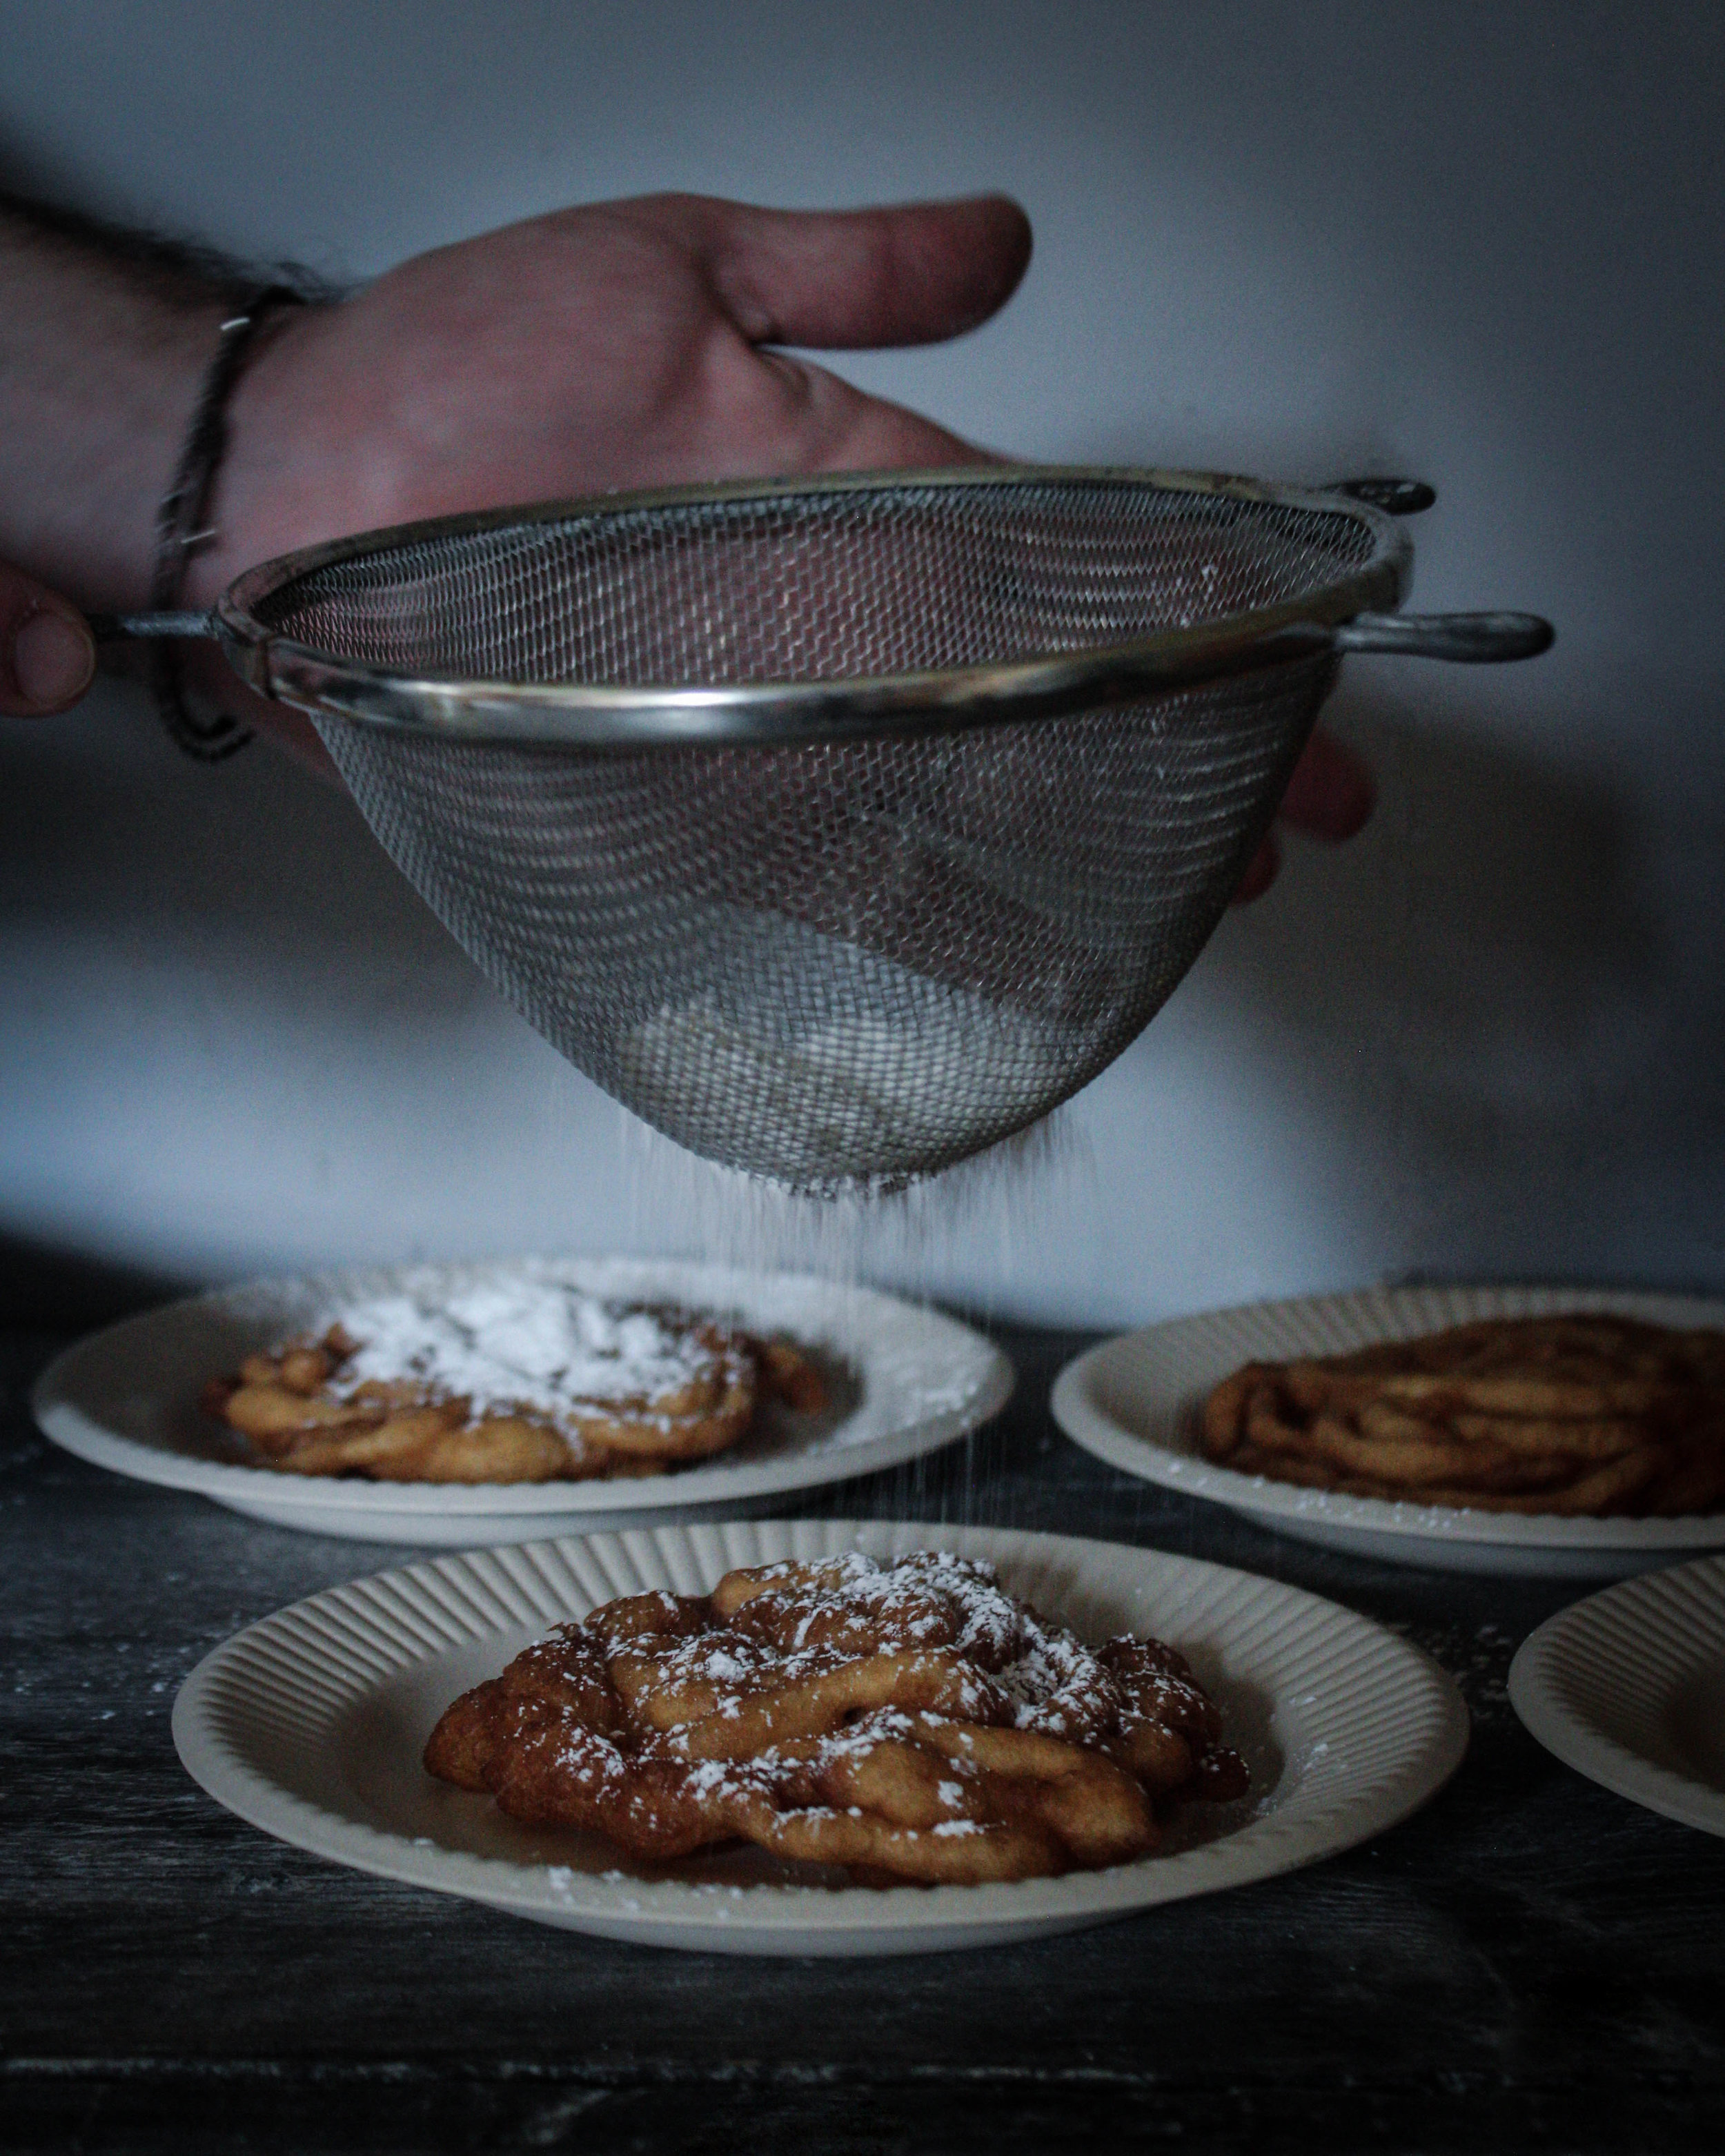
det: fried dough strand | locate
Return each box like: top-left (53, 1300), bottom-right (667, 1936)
top-left (424, 1552), bottom-right (1248, 1886)
top-left (1201, 1313), bottom-right (1725, 1517)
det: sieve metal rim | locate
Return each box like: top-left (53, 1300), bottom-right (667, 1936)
top-left (213, 464), bottom-right (1410, 749)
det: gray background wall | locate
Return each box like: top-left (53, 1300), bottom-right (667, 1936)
top-left (1, 0), bottom-right (1720, 1323)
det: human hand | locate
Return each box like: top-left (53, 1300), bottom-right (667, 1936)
top-left (190, 188), bottom-right (1370, 885)
top-left (201, 192), bottom-right (1033, 597)
top-left (1233, 729), bottom-right (1376, 902)
top-left (0, 562), bottom-right (95, 716)
top-left (170, 190), bottom-right (1028, 771)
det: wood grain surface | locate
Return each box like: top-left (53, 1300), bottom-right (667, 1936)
top-left (5, 1318), bottom-right (1724, 2154)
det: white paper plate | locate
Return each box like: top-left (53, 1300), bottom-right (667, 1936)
top-left (33, 1257), bottom-right (1012, 1543)
top-left (1051, 1285), bottom-right (1725, 1577)
top-left (171, 1517), bottom-right (1468, 1957)
top-left (1509, 1554), bottom-right (1725, 1837)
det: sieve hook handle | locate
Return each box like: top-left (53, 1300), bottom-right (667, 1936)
top-left (1323, 480), bottom-right (1552, 660)
top-left (1334, 611), bottom-right (1554, 662)
top-left (87, 611), bottom-right (219, 641)
top-left (1327, 476), bottom-right (1437, 515)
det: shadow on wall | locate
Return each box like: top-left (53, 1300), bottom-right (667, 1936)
top-left (0, 685), bottom-right (475, 998)
top-left (1190, 673), bottom-right (1724, 1286)
top-left (6, 670), bottom-right (1724, 1309)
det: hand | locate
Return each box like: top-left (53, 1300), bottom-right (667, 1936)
top-left (0, 562), bottom-right (95, 716)
top-left (175, 190), bottom-right (1029, 771)
top-left (204, 192), bottom-right (1033, 595)
top-left (1233, 730), bottom-right (1377, 903)
top-left (188, 187), bottom-right (1368, 884)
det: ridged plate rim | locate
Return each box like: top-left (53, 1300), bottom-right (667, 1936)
top-left (171, 1519), bottom-right (1468, 1953)
top-left (1508, 1554), bottom-right (1725, 1837)
top-left (31, 1256), bottom-right (1013, 1519)
top-left (1051, 1285), bottom-right (1725, 1554)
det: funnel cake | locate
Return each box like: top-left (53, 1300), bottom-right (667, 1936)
top-left (1201, 1314), bottom-right (1725, 1516)
top-left (202, 1281), bottom-right (827, 1484)
top-left (424, 1552), bottom-right (1248, 1884)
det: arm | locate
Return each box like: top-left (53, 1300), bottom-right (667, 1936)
top-left (0, 189), bottom-right (1027, 763)
top-left (0, 197), bottom-right (228, 718)
top-left (0, 189), bottom-right (1030, 614)
top-left (0, 188), bottom-right (1367, 880)
top-left (0, 196), bottom-right (241, 611)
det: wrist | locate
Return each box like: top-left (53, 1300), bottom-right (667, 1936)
top-left (186, 298), bottom-right (346, 609)
top-left (40, 297), bottom-right (230, 615)
top-left (0, 207), bottom-right (235, 610)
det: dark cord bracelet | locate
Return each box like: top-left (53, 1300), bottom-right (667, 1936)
top-left (148, 284), bottom-right (305, 762)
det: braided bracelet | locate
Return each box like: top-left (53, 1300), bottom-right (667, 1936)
top-left (148, 284), bottom-right (306, 762)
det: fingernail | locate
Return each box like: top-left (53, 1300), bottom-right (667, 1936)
top-left (13, 608), bottom-right (96, 710)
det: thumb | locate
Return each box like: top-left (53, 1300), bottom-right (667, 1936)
top-left (689, 192), bottom-right (1033, 350)
top-left (1, 565), bottom-right (96, 715)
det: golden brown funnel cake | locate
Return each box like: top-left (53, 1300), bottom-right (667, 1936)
top-left (424, 1552), bottom-right (1248, 1885)
top-left (1201, 1314), bottom-right (1725, 1517)
top-left (203, 1294), bottom-right (826, 1485)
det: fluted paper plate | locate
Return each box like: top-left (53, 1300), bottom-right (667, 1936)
top-left (172, 1519), bottom-right (1467, 1956)
top-left (1052, 1286), bottom-right (1725, 1578)
top-left (1509, 1555), bottom-right (1725, 1837)
top-left (33, 1257), bottom-right (1012, 1543)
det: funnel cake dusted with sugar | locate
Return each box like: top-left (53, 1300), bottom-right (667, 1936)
top-left (424, 1552), bottom-right (1248, 1884)
top-left (202, 1279), bottom-right (826, 1484)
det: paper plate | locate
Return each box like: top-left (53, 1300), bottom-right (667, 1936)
top-left (1509, 1554), bottom-right (1725, 1837)
top-left (33, 1257), bottom-right (1012, 1543)
top-left (171, 1517), bottom-right (1468, 1957)
top-left (1052, 1285), bottom-right (1725, 1577)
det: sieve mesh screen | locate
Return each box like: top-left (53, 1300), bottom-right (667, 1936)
top-left (250, 475), bottom-right (1378, 1187)
top-left (257, 478), bottom-right (1374, 686)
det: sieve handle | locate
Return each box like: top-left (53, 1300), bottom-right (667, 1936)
top-left (1334, 611), bottom-right (1554, 662)
top-left (1327, 476), bottom-right (1437, 515)
top-left (87, 611), bottom-right (219, 641)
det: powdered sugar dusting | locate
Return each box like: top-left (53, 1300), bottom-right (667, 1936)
top-left (328, 1280), bottom-right (718, 1416)
top-left (594, 1552), bottom-right (1121, 1799)
top-left (428, 1546), bottom-right (1244, 1886)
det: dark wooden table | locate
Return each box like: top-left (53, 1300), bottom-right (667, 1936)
top-left (6, 1314), bottom-right (1724, 2154)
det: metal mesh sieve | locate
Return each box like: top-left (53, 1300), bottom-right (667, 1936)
top-left (184, 467), bottom-right (1547, 1189)
top-left (247, 475), bottom-right (1379, 684)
